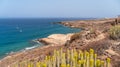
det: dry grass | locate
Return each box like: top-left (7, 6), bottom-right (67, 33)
top-left (70, 32), bottom-right (83, 42)
top-left (109, 25), bottom-right (120, 40)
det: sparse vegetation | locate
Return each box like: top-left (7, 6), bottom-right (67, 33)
top-left (90, 28), bottom-right (95, 34)
top-left (109, 25), bottom-right (120, 40)
top-left (70, 32), bottom-right (82, 42)
top-left (10, 48), bottom-right (110, 67)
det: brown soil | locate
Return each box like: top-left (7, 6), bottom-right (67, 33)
top-left (61, 17), bottom-right (120, 67)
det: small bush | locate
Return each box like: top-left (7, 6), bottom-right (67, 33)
top-left (109, 25), bottom-right (120, 40)
top-left (70, 32), bottom-right (82, 42)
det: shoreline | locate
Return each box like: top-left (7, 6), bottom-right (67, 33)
top-left (0, 28), bottom-right (77, 66)
top-left (0, 33), bottom-right (75, 60)
top-left (0, 39), bottom-right (65, 66)
top-left (0, 22), bottom-right (80, 60)
top-left (0, 40), bottom-right (43, 60)
top-left (0, 17), bottom-right (120, 67)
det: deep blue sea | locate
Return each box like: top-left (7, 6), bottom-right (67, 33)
top-left (0, 18), bottom-right (82, 59)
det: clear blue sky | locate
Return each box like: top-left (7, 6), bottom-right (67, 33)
top-left (0, 0), bottom-right (120, 18)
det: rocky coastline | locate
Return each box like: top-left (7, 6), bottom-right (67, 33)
top-left (0, 17), bottom-right (120, 67)
top-left (38, 33), bottom-right (73, 45)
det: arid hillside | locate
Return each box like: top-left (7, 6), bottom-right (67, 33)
top-left (0, 17), bottom-right (120, 67)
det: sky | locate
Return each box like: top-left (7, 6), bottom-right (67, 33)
top-left (0, 0), bottom-right (120, 18)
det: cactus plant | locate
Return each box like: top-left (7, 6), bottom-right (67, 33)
top-left (10, 48), bottom-right (111, 67)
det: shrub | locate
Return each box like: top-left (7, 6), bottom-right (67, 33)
top-left (70, 32), bottom-right (83, 42)
top-left (109, 25), bottom-right (120, 40)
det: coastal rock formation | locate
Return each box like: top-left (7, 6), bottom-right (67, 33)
top-left (38, 33), bottom-right (73, 45)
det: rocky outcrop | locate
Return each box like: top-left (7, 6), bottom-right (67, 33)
top-left (38, 33), bottom-right (73, 45)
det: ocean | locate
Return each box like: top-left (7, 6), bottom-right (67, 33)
top-left (0, 18), bottom-right (81, 59)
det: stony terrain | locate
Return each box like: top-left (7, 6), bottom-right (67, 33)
top-left (61, 17), bottom-right (120, 67)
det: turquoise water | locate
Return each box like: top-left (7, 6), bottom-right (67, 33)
top-left (0, 18), bottom-right (81, 59)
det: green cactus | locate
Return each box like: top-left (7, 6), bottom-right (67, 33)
top-left (10, 48), bottom-right (111, 67)
top-left (106, 58), bottom-right (111, 67)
